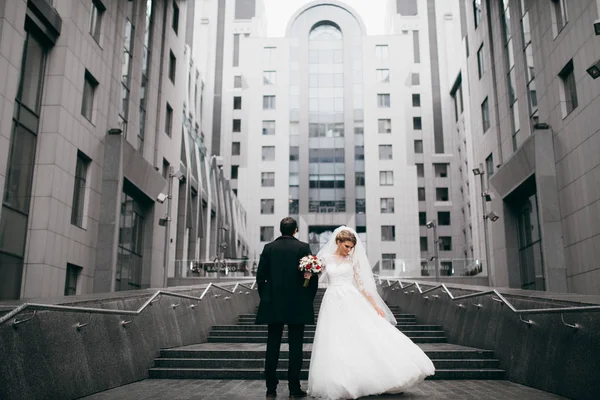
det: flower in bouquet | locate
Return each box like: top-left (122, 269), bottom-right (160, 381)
top-left (299, 255), bottom-right (323, 287)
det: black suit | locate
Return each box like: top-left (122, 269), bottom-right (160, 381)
top-left (255, 235), bottom-right (317, 392)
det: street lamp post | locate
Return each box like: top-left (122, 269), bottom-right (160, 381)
top-left (426, 220), bottom-right (440, 283)
top-left (161, 166), bottom-right (184, 288)
top-left (215, 224), bottom-right (228, 283)
top-left (472, 164), bottom-right (492, 284)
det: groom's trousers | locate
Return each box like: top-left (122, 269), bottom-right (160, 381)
top-left (265, 323), bottom-right (305, 391)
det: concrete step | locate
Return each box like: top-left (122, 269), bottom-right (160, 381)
top-left (213, 324), bottom-right (442, 331)
top-left (240, 313), bottom-right (415, 318)
top-left (148, 367), bottom-right (505, 380)
top-left (159, 345), bottom-right (497, 360)
top-left (153, 358), bottom-right (500, 370)
top-left (208, 330), bottom-right (447, 338)
top-left (206, 336), bottom-right (448, 344)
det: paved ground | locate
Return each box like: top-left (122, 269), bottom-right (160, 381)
top-left (80, 379), bottom-right (567, 400)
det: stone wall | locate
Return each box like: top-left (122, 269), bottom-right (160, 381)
top-left (381, 281), bottom-right (600, 400)
top-left (0, 284), bottom-right (259, 400)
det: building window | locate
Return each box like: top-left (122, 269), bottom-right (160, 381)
top-left (381, 226), bottom-right (396, 241)
top-left (375, 45), bottom-right (389, 60)
top-left (379, 145), bottom-right (393, 160)
top-left (420, 237), bottom-right (428, 252)
top-left (416, 163), bottom-right (424, 177)
top-left (355, 145), bottom-right (364, 160)
top-left (376, 69), bottom-right (390, 83)
top-left (355, 172), bottom-right (365, 186)
top-left (412, 30), bottom-right (420, 63)
top-left (412, 94), bottom-right (420, 107)
top-left (439, 236), bottom-right (452, 251)
top-left (233, 119), bottom-right (241, 132)
top-left (172, 0), bottom-right (179, 33)
top-left (418, 187), bottom-right (426, 201)
top-left (234, 75), bottom-right (242, 88)
top-left (165, 103), bottom-right (173, 136)
top-left (263, 46), bottom-right (276, 61)
top-left (233, 96), bottom-right (242, 110)
top-left (64, 263), bottom-right (82, 295)
top-left (377, 94), bottom-right (391, 108)
top-left (289, 146), bottom-right (299, 161)
top-left (263, 70), bottom-right (276, 85)
top-left (380, 198), bottom-right (395, 213)
top-left (550, 0), bottom-right (568, 36)
top-left (169, 50), bottom-right (176, 83)
top-left (233, 33), bottom-right (240, 67)
top-left (89, 0), bottom-right (105, 43)
top-left (481, 97), bottom-right (490, 132)
top-left (381, 253), bottom-right (396, 270)
top-left (477, 44), bottom-right (485, 78)
top-left (232, 142), bottom-right (241, 156)
top-left (451, 82), bottom-right (464, 121)
top-left (0, 33), bottom-right (47, 300)
top-left (434, 163), bottom-right (449, 178)
top-left (81, 70), bottom-right (98, 122)
top-left (118, 2), bottom-right (135, 136)
top-left (356, 199), bottom-right (366, 214)
top-left (261, 199), bottom-right (275, 214)
top-left (414, 140), bottom-right (423, 154)
top-left (230, 165), bottom-right (239, 179)
top-left (116, 191), bottom-right (145, 291)
top-left (71, 152), bottom-right (91, 228)
top-left (289, 173), bottom-right (299, 187)
top-left (261, 172), bottom-right (275, 187)
top-left (162, 158), bottom-right (170, 179)
top-left (559, 60), bottom-right (577, 116)
top-left (438, 211), bottom-right (451, 225)
top-left (413, 116), bottom-right (422, 130)
top-left (263, 95), bottom-right (276, 109)
top-left (262, 146), bottom-right (275, 161)
top-left (473, 0), bottom-right (482, 28)
top-left (378, 119), bottom-right (392, 134)
top-left (260, 226), bottom-right (274, 242)
top-left (486, 153), bottom-right (494, 185)
top-left (379, 171), bottom-right (393, 186)
top-left (419, 212), bottom-right (427, 226)
top-left (289, 199), bottom-right (299, 214)
top-left (411, 73), bottom-right (420, 85)
top-left (262, 120), bottom-right (275, 135)
top-left (436, 188), bottom-right (449, 201)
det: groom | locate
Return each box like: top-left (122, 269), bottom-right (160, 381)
top-left (255, 217), bottom-right (317, 398)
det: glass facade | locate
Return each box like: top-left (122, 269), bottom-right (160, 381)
top-left (116, 191), bottom-right (145, 291)
top-left (307, 24), bottom-right (346, 213)
top-left (0, 33), bottom-right (47, 300)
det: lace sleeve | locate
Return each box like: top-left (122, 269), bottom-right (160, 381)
top-left (353, 260), bottom-right (365, 292)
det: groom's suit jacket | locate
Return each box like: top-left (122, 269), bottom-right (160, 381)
top-left (255, 235), bottom-right (318, 325)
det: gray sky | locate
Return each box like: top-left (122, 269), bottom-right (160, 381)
top-left (263, 0), bottom-right (388, 37)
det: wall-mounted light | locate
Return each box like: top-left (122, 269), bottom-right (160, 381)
top-left (586, 59), bottom-right (600, 79)
top-left (484, 211), bottom-right (500, 222)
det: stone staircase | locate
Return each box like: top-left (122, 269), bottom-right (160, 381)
top-left (149, 290), bottom-right (505, 380)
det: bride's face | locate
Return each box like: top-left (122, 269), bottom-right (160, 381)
top-left (336, 240), bottom-right (355, 256)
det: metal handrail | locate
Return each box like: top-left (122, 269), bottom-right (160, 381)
top-left (377, 277), bottom-right (600, 328)
top-left (0, 281), bottom-right (257, 328)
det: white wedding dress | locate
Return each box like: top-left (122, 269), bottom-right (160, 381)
top-left (307, 255), bottom-right (435, 399)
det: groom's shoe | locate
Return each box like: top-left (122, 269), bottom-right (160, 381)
top-left (288, 389), bottom-right (308, 398)
top-left (266, 390), bottom-right (277, 398)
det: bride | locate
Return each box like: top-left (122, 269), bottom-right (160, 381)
top-left (307, 227), bottom-right (435, 399)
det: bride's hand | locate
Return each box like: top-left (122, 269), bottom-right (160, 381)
top-left (375, 307), bottom-right (385, 318)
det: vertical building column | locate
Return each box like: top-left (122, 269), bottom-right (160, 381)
top-left (534, 130), bottom-right (567, 292)
top-left (94, 133), bottom-right (124, 293)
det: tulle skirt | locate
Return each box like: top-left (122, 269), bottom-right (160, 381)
top-left (307, 283), bottom-right (435, 399)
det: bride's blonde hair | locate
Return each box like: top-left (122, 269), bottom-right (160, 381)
top-left (336, 230), bottom-right (357, 246)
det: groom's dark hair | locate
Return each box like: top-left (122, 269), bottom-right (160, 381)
top-left (280, 217), bottom-right (298, 236)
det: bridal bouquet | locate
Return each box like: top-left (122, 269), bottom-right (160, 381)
top-left (299, 255), bottom-right (323, 287)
